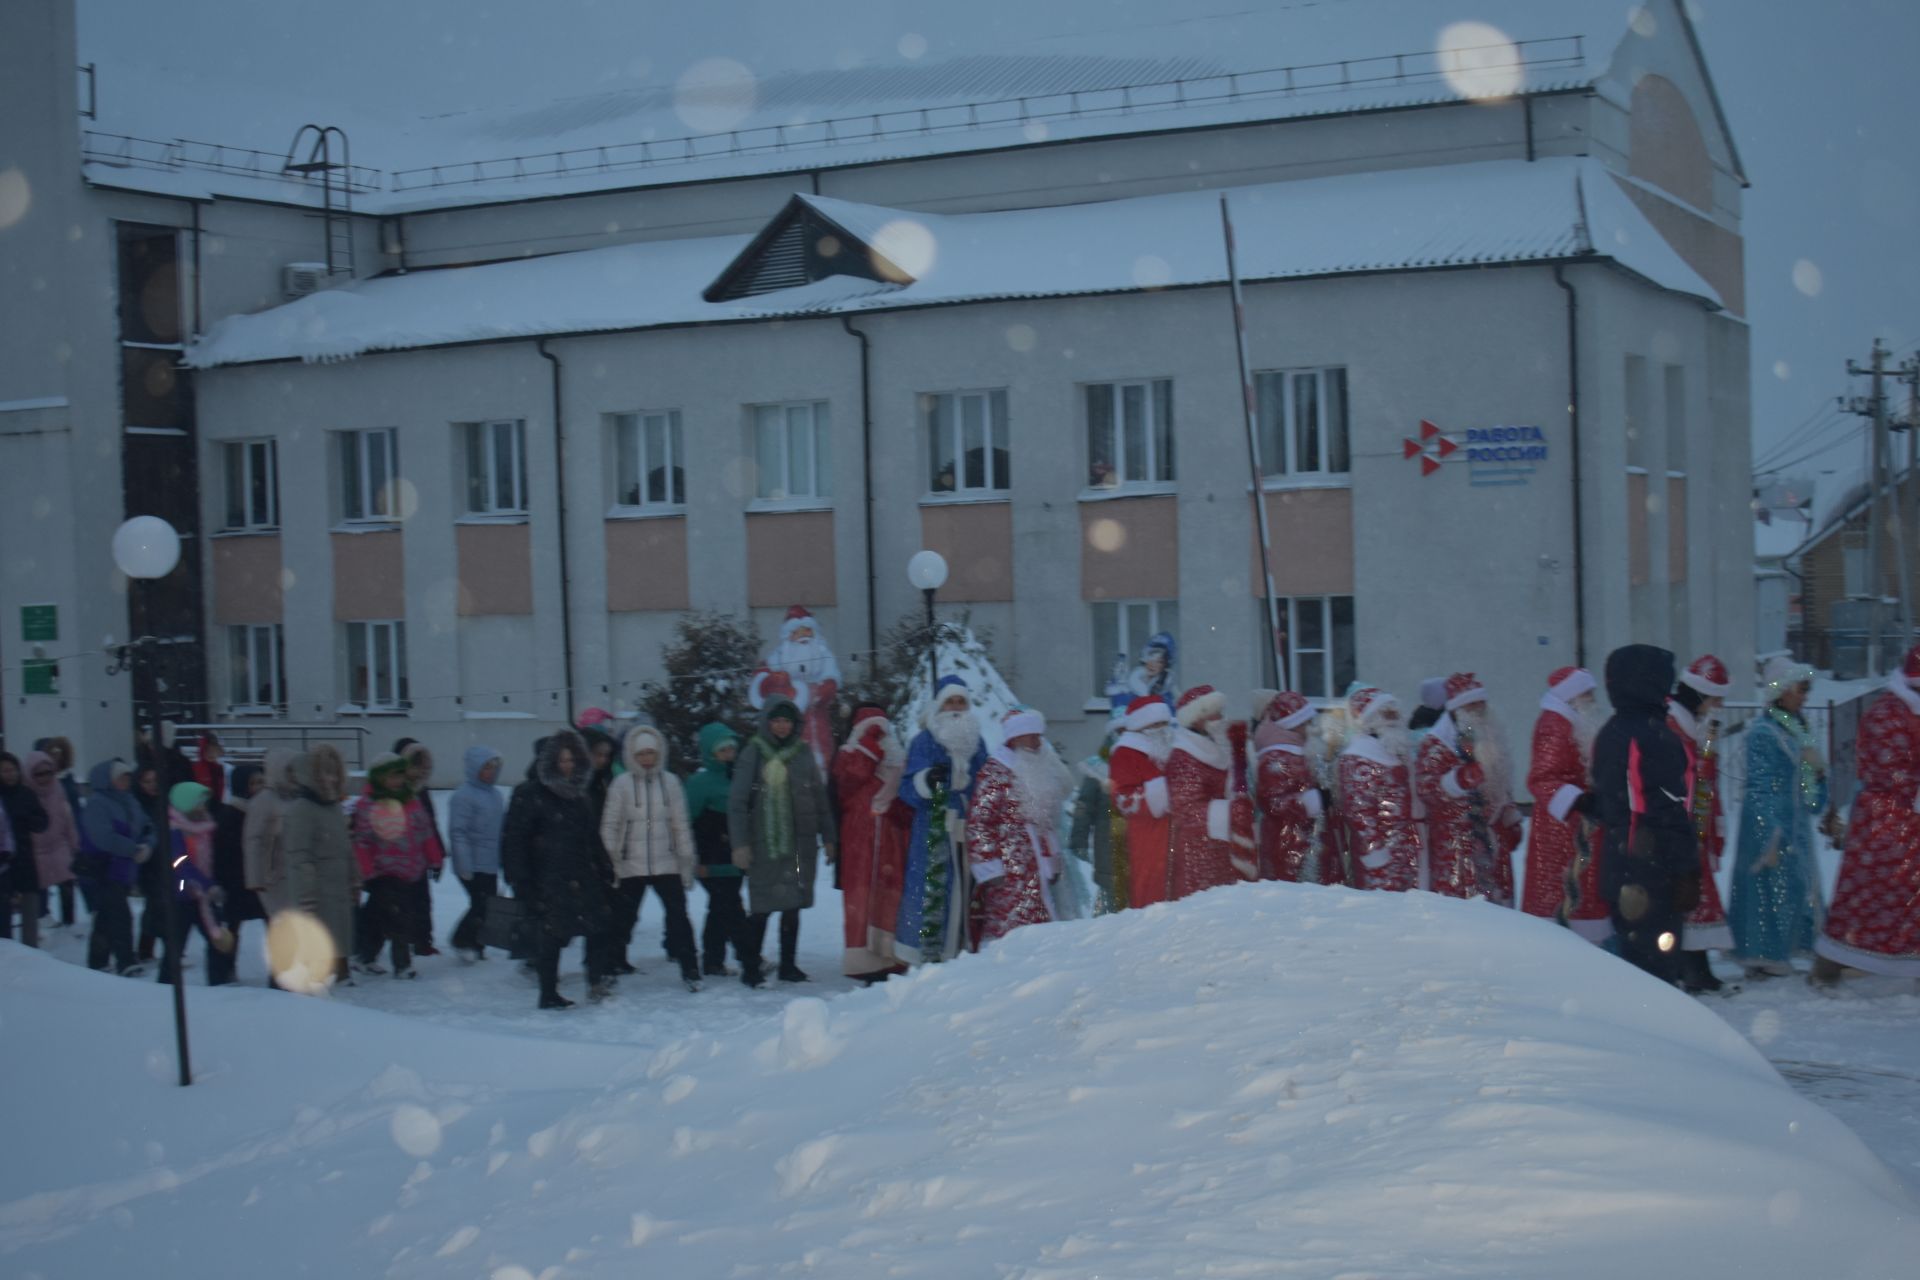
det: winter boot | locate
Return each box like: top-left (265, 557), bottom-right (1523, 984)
top-left (1679, 951), bottom-right (1721, 994)
top-left (540, 990), bottom-right (575, 1010)
top-left (778, 963), bottom-right (811, 983)
top-left (741, 959), bottom-right (766, 989)
top-left (704, 958), bottom-right (734, 978)
top-left (588, 977), bottom-right (615, 1003)
top-left (680, 959), bottom-right (703, 992)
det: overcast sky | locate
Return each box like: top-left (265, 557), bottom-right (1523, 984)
top-left (1693, 0), bottom-right (1920, 497)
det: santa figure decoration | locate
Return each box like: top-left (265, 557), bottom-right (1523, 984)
top-left (1522, 666), bottom-right (1610, 941)
top-left (1110, 695), bottom-right (1175, 908)
top-left (1417, 673), bottom-right (1522, 905)
top-left (1338, 686), bottom-right (1422, 891)
top-left (830, 706), bottom-right (914, 981)
top-left (967, 708), bottom-right (1075, 943)
top-left (1253, 691), bottom-right (1324, 882)
top-left (750, 606), bottom-right (842, 772)
top-left (1165, 685), bottom-right (1256, 900)
top-left (1815, 643), bottom-right (1920, 982)
top-left (897, 675), bottom-right (989, 963)
top-left (1669, 654), bottom-right (1734, 991)
top-left (1106, 631), bottom-right (1178, 716)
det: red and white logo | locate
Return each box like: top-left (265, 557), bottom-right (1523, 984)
top-left (1402, 419), bottom-right (1459, 476)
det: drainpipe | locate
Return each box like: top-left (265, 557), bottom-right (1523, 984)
top-left (1554, 265), bottom-right (1587, 668)
top-left (536, 339), bottom-right (577, 723)
top-left (189, 203), bottom-right (203, 337)
top-left (842, 316), bottom-right (879, 667)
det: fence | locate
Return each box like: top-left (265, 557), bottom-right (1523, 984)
top-left (172, 722), bottom-right (373, 773)
top-left (1717, 688), bottom-right (1874, 816)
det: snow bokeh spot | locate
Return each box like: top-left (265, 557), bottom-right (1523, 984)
top-left (1023, 120), bottom-right (1050, 142)
top-left (1132, 255), bottom-right (1173, 288)
top-left (391, 1104), bottom-right (443, 1158)
top-left (674, 58), bottom-right (757, 133)
top-left (0, 167), bottom-right (32, 229)
top-left (898, 33), bottom-right (928, 59)
top-left (266, 908), bottom-right (337, 994)
top-left (1437, 22), bottom-right (1521, 101)
top-left (1767, 1188), bottom-right (1803, 1227)
top-left (1748, 1008), bottom-right (1782, 1045)
top-left (1773, 360), bottom-right (1791, 381)
top-left (871, 219), bottom-right (937, 282)
top-left (1087, 517), bottom-right (1126, 553)
top-left (1004, 323), bottom-right (1037, 353)
top-left (1792, 259), bottom-right (1823, 297)
top-left (1629, 4), bottom-right (1659, 38)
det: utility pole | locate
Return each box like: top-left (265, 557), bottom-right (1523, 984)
top-left (1901, 356), bottom-right (1920, 648)
top-left (1845, 340), bottom-right (1897, 671)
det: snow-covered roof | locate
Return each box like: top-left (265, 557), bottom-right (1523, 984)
top-left (186, 157), bottom-right (1721, 369)
top-left (77, 0), bottom-right (1643, 212)
top-left (1754, 516), bottom-right (1814, 563)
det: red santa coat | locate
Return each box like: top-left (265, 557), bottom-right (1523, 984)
top-left (1416, 717), bottom-right (1520, 905)
top-left (1111, 735), bottom-right (1173, 907)
top-left (1522, 698), bottom-right (1609, 939)
top-left (1255, 744), bottom-right (1323, 882)
top-left (966, 753), bottom-right (1059, 943)
top-left (1818, 678), bottom-right (1920, 976)
top-left (1165, 729), bottom-right (1254, 899)
top-left (1338, 734), bottom-right (1421, 891)
top-left (830, 728), bottom-right (914, 976)
top-left (1668, 702), bottom-right (1733, 951)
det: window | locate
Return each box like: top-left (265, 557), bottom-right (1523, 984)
top-left (1086, 380), bottom-right (1174, 489)
top-left (462, 419), bottom-right (527, 515)
top-left (339, 428), bottom-right (399, 522)
top-left (753, 401), bottom-right (832, 501)
top-left (222, 439), bottom-right (279, 530)
top-left (1844, 539), bottom-right (1869, 597)
top-left (612, 411), bottom-right (686, 509)
top-left (345, 620), bottom-right (409, 711)
top-left (1255, 368), bottom-right (1349, 477)
top-left (1090, 599), bottom-right (1180, 699)
top-left (1269, 596), bottom-right (1356, 699)
top-left (924, 390), bottom-right (1010, 495)
top-left (227, 623), bottom-right (285, 711)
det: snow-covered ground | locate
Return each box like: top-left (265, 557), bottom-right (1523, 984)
top-left (5, 874), bottom-right (1917, 1279)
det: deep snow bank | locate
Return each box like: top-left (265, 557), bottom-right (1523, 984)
top-left (3, 885), bottom-right (1915, 1278)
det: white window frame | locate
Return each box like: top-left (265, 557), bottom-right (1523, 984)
top-left (461, 419), bottom-right (528, 516)
top-left (752, 400), bottom-right (832, 505)
top-left (610, 410), bottom-right (687, 512)
top-left (222, 438), bottom-right (279, 531)
top-left (1085, 378), bottom-right (1175, 492)
top-left (1255, 367), bottom-right (1349, 482)
top-left (924, 389), bottom-right (1010, 498)
top-left (226, 623), bottom-right (285, 714)
top-left (340, 428), bottom-right (400, 523)
top-left (1271, 595), bottom-right (1357, 700)
top-left (343, 619), bottom-right (409, 713)
top-left (1088, 598), bottom-right (1180, 707)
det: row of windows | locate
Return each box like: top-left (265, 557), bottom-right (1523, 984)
top-left (226, 598), bottom-right (1354, 718)
top-left (217, 370), bottom-right (1353, 531)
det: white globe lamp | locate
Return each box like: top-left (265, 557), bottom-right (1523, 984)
top-left (906, 549), bottom-right (949, 592)
top-left (112, 515), bottom-right (182, 580)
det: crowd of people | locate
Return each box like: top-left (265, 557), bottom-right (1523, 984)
top-left (5, 635), bottom-right (1919, 1006)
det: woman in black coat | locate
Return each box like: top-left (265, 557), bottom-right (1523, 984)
top-left (0, 751), bottom-right (49, 944)
top-left (501, 731), bottom-right (618, 1010)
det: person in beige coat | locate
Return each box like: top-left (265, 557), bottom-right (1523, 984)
top-left (599, 724), bottom-right (700, 989)
top-left (243, 749), bottom-right (299, 918)
top-left (281, 744), bottom-right (357, 985)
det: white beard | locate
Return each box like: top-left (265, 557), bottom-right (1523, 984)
top-left (1458, 709), bottom-right (1513, 808)
top-left (770, 634), bottom-right (839, 687)
top-left (1372, 724), bottom-right (1412, 764)
top-left (1204, 718), bottom-right (1229, 750)
top-left (930, 709), bottom-right (982, 789)
top-left (1572, 706), bottom-right (1602, 764)
top-left (1007, 742), bottom-right (1073, 824)
top-left (1138, 723), bottom-right (1173, 764)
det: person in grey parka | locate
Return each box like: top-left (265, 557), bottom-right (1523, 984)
top-left (280, 744), bottom-right (357, 985)
top-left (728, 698), bottom-right (836, 987)
top-left (243, 748), bottom-right (299, 919)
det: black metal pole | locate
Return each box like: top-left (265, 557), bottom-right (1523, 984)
top-left (145, 650), bottom-right (192, 1087)
top-left (924, 587), bottom-right (939, 697)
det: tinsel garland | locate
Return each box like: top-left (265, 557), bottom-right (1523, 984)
top-left (1766, 706), bottom-right (1825, 808)
top-left (919, 777), bottom-right (951, 960)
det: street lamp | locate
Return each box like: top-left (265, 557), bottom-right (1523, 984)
top-left (907, 550), bottom-right (949, 697)
top-left (110, 515), bottom-right (192, 1087)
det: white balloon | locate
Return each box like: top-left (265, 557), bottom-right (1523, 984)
top-left (111, 516), bottom-right (181, 580)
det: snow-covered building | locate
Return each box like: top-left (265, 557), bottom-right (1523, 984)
top-left (0, 0), bottom-right (1754, 768)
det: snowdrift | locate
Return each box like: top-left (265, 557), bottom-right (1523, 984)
top-left (4, 885), bottom-right (1915, 1278)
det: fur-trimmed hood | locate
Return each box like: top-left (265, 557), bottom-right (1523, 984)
top-left (622, 723), bottom-right (670, 776)
top-left (537, 729), bottom-right (592, 798)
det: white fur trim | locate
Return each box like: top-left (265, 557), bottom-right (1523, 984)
top-left (1681, 921), bottom-right (1733, 951)
top-left (1886, 671), bottom-right (1920, 718)
top-left (1206, 799), bottom-right (1231, 841)
top-left (1441, 768), bottom-right (1471, 800)
top-left (1280, 704), bottom-right (1315, 730)
top-left (1548, 784), bottom-right (1583, 823)
top-left (1176, 690), bottom-right (1226, 728)
top-left (1230, 854), bottom-right (1258, 879)
top-left (1002, 710), bottom-right (1046, 741)
top-left (1815, 933), bottom-right (1920, 977)
top-left (1359, 846), bottom-right (1393, 870)
top-left (1445, 686), bottom-right (1487, 712)
top-left (1144, 775), bottom-right (1170, 819)
top-left (1123, 700), bottom-right (1173, 731)
top-left (1429, 712), bottom-right (1461, 752)
top-left (1172, 727), bottom-right (1230, 771)
top-left (1666, 700), bottom-right (1702, 743)
top-left (1539, 692), bottom-right (1579, 723)
top-left (1300, 789), bottom-right (1324, 819)
top-left (1680, 666), bottom-right (1731, 697)
top-left (1340, 733), bottom-right (1399, 768)
top-left (972, 858), bottom-right (1006, 883)
top-left (912, 768), bottom-right (938, 800)
top-left (1548, 669), bottom-right (1595, 703)
top-left (1257, 742), bottom-right (1305, 758)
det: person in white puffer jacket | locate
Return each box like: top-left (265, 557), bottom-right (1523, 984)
top-left (599, 725), bottom-right (700, 989)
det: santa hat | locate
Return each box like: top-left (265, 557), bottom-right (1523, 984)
top-left (1124, 695), bottom-right (1172, 731)
top-left (1546, 666), bottom-right (1595, 703)
top-left (851, 706), bottom-right (889, 738)
top-left (1175, 684), bottom-right (1225, 728)
top-left (1444, 672), bottom-right (1487, 712)
top-left (779, 605), bottom-right (819, 641)
top-left (923, 674), bottom-right (972, 727)
top-left (1418, 677), bottom-right (1449, 712)
top-left (1761, 656), bottom-right (1814, 700)
top-left (1002, 707), bottom-right (1047, 740)
top-left (1249, 689), bottom-right (1282, 723)
top-left (1351, 686), bottom-right (1399, 729)
top-left (1269, 690), bottom-right (1314, 730)
top-left (1903, 644), bottom-right (1920, 688)
top-left (1678, 655), bottom-right (1730, 697)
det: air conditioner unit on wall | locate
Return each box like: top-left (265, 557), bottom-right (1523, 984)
top-left (282, 262), bottom-right (328, 300)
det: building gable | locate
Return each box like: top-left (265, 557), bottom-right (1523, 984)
top-left (703, 196), bottom-right (907, 302)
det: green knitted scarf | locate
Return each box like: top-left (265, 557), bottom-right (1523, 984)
top-left (752, 732), bottom-right (806, 863)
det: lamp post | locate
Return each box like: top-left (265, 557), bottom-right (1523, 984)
top-left (906, 550), bottom-right (949, 697)
top-left (109, 515), bottom-right (192, 1088)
